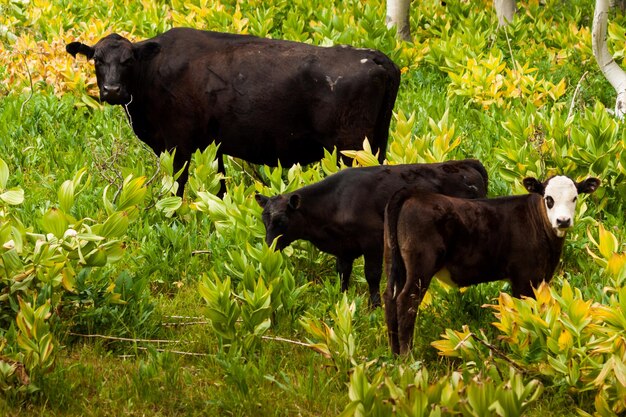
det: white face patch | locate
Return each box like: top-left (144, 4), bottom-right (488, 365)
top-left (542, 176), bottom-right (579, 236)
top-left (360, 58), bottom-right (368, 64)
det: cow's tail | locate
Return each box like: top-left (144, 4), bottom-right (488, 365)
top-left (384, 187), bottom-right (412, 296)
top-left (372, 55), bottom-right (401, 164)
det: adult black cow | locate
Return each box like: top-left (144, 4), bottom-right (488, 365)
top-left (66, 28), bottom-right (401, 196)
top-left (255, 159), bottom-right (489, 307)
top-left (383, 175), bottom-right (600, 355)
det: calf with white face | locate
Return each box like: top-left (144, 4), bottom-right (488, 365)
top-left (383, 175), bottom-right (600, 355)
top-left (525, 175), bottom-right (583, 236)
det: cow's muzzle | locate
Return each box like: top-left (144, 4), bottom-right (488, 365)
top-left (100, 84), bottom-right (129, 104)
top-left (556, 217), bottom-right (571, 229)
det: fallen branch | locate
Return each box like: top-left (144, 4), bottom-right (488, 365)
top-left (134, 346), bottom-right (209, 357)
top-left (165, 315), bottom-right (205, 320)
top-left (162, 320), bottom-right (210, 327)
top-left (69, 332), bottom-right (180, 344)
top-left (191, 250), bottom-right (212, 256)
top-left (469, 333), bottom-right (527, 373)
top-left (261, 335), bottom-right (311, 348)
top-left (18, 50), bottom-right (34, 117)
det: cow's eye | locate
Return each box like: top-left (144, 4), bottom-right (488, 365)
top-left (572, 196), bottom-right (577, 203)
top-left (545, 196), bottom-right (554, 209)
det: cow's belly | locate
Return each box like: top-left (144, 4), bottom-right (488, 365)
top-left (216, 129), bottom-right (329, 166)
top-left (445, 263), bottom-right (506, 288)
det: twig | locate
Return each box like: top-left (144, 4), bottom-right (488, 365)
top-left (18, 50), bottom-right (34, 117)
top-left (123, 94), bottom-right (134, 128)
top-left (567, 71), bottom-right (588, 120)
top-left (503, 25), bottom-right (517, 71)
top-left (192, 250), bottom-right (212, 256)
top-left (261, 335), bottom-right (311, 348)
top-left (69, 332), bottom-right (180, 344)
top-left (134, 346), bottom-right (209, 357)
top-left (165, 315), bottom-right (205, 320)
top-left (454, 331), bottom-right (473, 351)
top-left (228, 157), bottom-right (264, 184)
top-left (469, 333), bottom-right (526, 373)
top-left (162, 321), bottom-right (210, 327)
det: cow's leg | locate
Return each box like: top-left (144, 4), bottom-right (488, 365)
top-left (363, 251), bottom-right (383, 308)
top-left (336, 257), bottom-right (354, 293)
top-left (396, 253), bottom-right (436, 355)
top-left (384, 268), bottom-right (403, 355)
top-left (510, 276), bottom-right (542, 299)
top-left (384, 229), bottom-right (406, 354)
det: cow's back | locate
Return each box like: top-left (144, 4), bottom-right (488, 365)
top-left (332, 161), bottom-right (488, 222)
top-left (137, 28), bottom-right (399, 166)
top-left (293, 161), bottom-right (488, 252)
top-left (391, 192), bottom-right (560, 286)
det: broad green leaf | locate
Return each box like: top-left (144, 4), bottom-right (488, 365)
top-left (98, 211), bottom-right (130, 239)
top-left (41, 208), bottom-right (68, 239)
top-left (0, 158), bottom-right (9, 190)
top-left (58, 179), bottom-right (75, 213)
top-left (156, 196), bottom-right (182, 215)
top-left (0, 189), bottom-right (24, 205)
top-left (117, 176), bottom-right (147, 211)
top-left (61, 265), bottom-right (76, 292)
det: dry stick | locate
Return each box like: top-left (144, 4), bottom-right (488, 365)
top-left (69, 332), bottom-right (180, 344)
top-left (122, 338), bottom-right (311, 358)
top-left (469, 333), bottom-right (526, 373)
top-left (261, 335), bottom-right (311, 348)
top-left (165, 315), bottom-right (205, 320)
top-left (162, 321), bottom-right (210, 327)
top-left (568, 71), bottom-right (589, 120)
top-left (19, 50), bottom-right (34, 117)
top-left (503, 25), bottom-right (517, 71)
top-left (191, 250), bottom-right (212, 256)
top-left (133, 346), bottom-right (210, 357)
top-left (228, 157), bottom-right (264, 184)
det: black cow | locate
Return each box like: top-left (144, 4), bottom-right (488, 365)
top-left (66, 27), bottom-right (400, 196)
top-left (255, 159), bottom-right (489, 306)
top-left (383, 175), bottom-right (600, 355)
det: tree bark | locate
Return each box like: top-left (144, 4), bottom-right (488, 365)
top-left (494, 0), bottom-right (517, 27)
top-left (592, 0), bottom-right (626, 118)
top-left (386, 0), bottom-right (412, 41)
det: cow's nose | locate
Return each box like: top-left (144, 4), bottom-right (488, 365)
top-left (556, 217), bottom-right (571, 228)
top-left (103, 84), bottom-right (121, 94)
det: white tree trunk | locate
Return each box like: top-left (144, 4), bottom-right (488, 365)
top-left (494, 0), bottom-right (517, 27)
top-left (592, 0), bottom-right (626, 118)
top-left (386, 0), bottom-right (412, 41)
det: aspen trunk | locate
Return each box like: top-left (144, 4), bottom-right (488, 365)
top-left (386, 0), bottom-right (412, 41)
top-left (592, 0), bottom-right (626, 118)
top-left (494, 0), bottom-right (517, 27)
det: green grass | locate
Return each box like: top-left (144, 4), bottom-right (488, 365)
top-left (1, 0), bottom-right (626, 415)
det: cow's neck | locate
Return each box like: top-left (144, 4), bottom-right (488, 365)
top-left (531, 195), bottom-right (566, 273)
top-left (293, 195), bottom-right (342, 243)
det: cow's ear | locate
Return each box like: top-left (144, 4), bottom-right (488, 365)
top-left (288, 194), bottom-right (301, 210)
top-left (577, 177), bottom-right (601, 195)
top-left (66, 42), bottom-right (95, 59)
top-left (523, 177), bottom-right (544, 195)
top-left (255, 194), bottom-right (269, 209)
top-left (135, 41), bottom-right (161, 61)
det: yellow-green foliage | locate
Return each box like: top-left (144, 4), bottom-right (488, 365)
top-left (433, 225), bottom-right (626, 416)
top-left (1, 0), bottom-right (626, 415)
